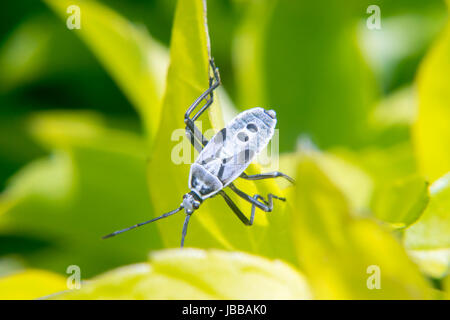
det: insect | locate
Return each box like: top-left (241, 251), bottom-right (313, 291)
top-left (103, 59), bottom-right (294, 247)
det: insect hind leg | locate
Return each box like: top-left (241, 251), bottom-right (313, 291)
top-left (240, 171), bottom-right (295, 184)
top-left (225, 184), bottom-right (285, 226)
top-left (255, 193), bottom-right (286, 212)
top-left (219, 190), bottom-right (253, 226)
top-left (185, 59), bottom-right (221, 151)
top-left (229, 183), bottom-right (287, 210)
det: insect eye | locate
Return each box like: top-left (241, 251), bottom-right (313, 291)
top-left (237, 132), bottom-right (249, 142)
top-left (193, 201), bottom-right (200, 209)
top-left (246, 123), bottom-right (258, 133)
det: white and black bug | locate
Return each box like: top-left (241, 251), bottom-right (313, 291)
top-left (103, 60), bottom-right (294, 247)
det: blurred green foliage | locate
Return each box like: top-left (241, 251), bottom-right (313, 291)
top-left (291, 157), bottom-right (433, 299)
top-left (0, 0), bottom-right (449, 299)
top-left (54, 249), bottom-right (311, 299)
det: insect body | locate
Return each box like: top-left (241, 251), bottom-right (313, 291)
top-left (190, 107), bottom-right (276, 200)
top-left (103, 60), bottom-right (294, 247)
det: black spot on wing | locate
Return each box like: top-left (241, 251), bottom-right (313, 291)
top-left (200, 155), bottom-right (216, 165)
top-left (245, 148), bottom-right (251, 162)
top-left (237, 132), bottom-right (249, 142)
top-left (241, 148), bottom-right (255, 165)
top-left (246, 123), bottom-right (258, 132)
top-left (218, 164), bottom-right (225, 180)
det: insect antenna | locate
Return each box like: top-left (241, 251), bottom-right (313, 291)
top-left (102, 205), bottom-right (183, 239)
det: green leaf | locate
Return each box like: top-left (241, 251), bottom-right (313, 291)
top-left (0, 111), bottom-right (163, 277)
top-left (54, 249), bottom-right (311, 299)
top-left (147, 0), bottom-right (220, 248)
top-left (367, 86), bottom-right (418, 146)
top-left (290, 156), bottom-right (433, 299)
top-left (404, 173), bottom-right (450, 278)
top-left (146, 0), bottom-right (296, 264)
top-left (44, 0), bottom-right (169, 139)
top-left (331, 143), bottom-right (428, 226)
top-left (414, 4), bottom-right (450, 182)
top-left (0, 112), bottom-right (45, 190)
top-left (371, 175), bottom-right (429, 227)
top-left (281, 146), bottom-right (428, 228)
top-left (334, 143), bottom-right (419, 184)
top-left (277, 149), bottom-right (373, 214)
top-left (0, 269), bottom-right (66, 300)
top-left (233, 0), bottom-right (273, 107)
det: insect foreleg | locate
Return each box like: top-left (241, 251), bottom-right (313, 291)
top-left (180, 214), bottom-right (191, 248)
top-left (184, 59), bottom-right (221, 149)
top-left (185, 129), bottom-right (203, 153)
top-left (240, 171), bottom-right (295, 184)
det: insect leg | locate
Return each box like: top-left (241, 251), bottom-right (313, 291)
top-left (248, 193), bottom-right (285, 222)
top-left (228, 183), bottom-right (285, 212)
top-left (240, 171), bottom-right (295, 184)
top-left (228, 183), bottom-right (267, 211)
top-left (184, 59), bottom-right (221, 149)
top-left (180, 214), bottom-right (191, 248)
top-left (185, 129), bottom-right (203, 153)
top-left (220, 190), bottom-right (284, 226)
top-left (219, 190), bottom-right (253, 225)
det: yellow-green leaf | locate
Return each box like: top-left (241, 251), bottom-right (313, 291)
top-left (145, 0), bottom-right (295, 264)
top-left (444, 275), bottom-right (450, 297)
top-left (54, 249), bottom-right (311, 300)
top-left (0, 269), bottom-right (66, 300)
top-left (147, 0), bottom-right (221, 248)
top-left (371, 175), bottom-right (429, 227)
top-left (414, 4), bottom-right (450, 182)
top-left (404, 172), bottom-right (450, 278)
top-left (290, 156), bottom-right (433, 299)
top-left (277, 150), bottom-right (373, 214)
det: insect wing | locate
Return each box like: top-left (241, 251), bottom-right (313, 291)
top-left (195, 107), bottom-right (276, 187)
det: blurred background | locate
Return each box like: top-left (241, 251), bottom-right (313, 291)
top-left (0, 0), bottom-right (448, 289)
